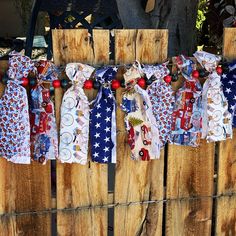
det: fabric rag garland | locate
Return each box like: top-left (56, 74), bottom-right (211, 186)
top-left (30, 60), bottom-right (58, 164)
top-left (222, 61), bottom-right (236, 127)
top-left (121, 62), bottom-right (161, 160)
top-left (194, 51), bottom-right (232, 142)
top-left (0, 52), bottom-right (34, 164)
top-left (90, 67), bottom-right (117, 164)
top-left (145, 64), bottom-right (174, 147)
top-left (59, 63), bottom-right (94, 164)
top-left (171, 55), bottom-right (202, 147)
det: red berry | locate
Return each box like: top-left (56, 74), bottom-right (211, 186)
top-left (137, 78), bottom-right (146, 88)
top-left (22, 77), bottom-right (29, 87)
top-left (164, 75), bottom-right (172, 83)
top-left (52, 79), bottom-right (61, 88)
top-left (192, 70), bottom-right (199, 78)
top-left (216, 66), bottom-right (223, 75)
top-left (111, 79), bottom-right (120, 90)
top-left (83, 80), bottom-right (93, 89)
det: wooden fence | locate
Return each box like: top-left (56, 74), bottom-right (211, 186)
top-left (0, 28), bottom-right (235, 236)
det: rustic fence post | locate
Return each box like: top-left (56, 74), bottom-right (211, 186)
top-left (0, 62), bottom-right (51, 236)
top-left (114, 29), bottom-right (168, 236)
top-left (52, 29), bottom-right (109, 236)
top-left (215, 27), bottom-right (236, 236)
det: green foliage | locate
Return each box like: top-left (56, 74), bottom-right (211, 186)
top-left (196, 0), bottom-right (209, 30)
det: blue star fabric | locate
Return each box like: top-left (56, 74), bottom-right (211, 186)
top-left (222, 61), bottom-right (236, 127)
top-left (90, 67), bottom-right (117, 163)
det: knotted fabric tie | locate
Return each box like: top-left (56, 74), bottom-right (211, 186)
top-left (0, 53), bottom-right (34, 164)
top-left (30, 60), bottom-right (59, 164)
top-left (171, 55), bottom-right (202, 147)
top-left (194, 51), bottom-right (232, 142)
top-left (90, 67), bottom-right (117, 164)
top-left (121, 62), bottom-right (161, 160)
top-left (144, 64), bottom-right (174, 147)
top-left (59, 63), bottom-right (95, 164)
top-left (222, 61), bottom-right (236, 127)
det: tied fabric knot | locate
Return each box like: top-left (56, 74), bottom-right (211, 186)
top-left (194, 51), bottom-right (232, 142)
top-left (121, 62), bottom-right (161, 160)
top-left (144, 64), bottom-right (175, 147)
top-left (0, 54), bottom-right (33, 164)
top-left (30, 60), bottom-right (59, 164)
top-left (222, 61), bottom-right (236, 127)
top-left (171, 55), bottom-right (202, 147)
top-left (8, 51), bottom-right (36, 82)
top-left (90, 67), bottom-right (117, 164)
top-left (59, 63), bottom-right (95, 164)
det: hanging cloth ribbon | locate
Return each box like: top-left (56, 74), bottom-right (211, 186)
top-left (59, 63), bottom-right (95, 164)
top-left (221, 61), bottom-right (236, 127)
top-left (90, 67), bottom-right (117, 164)
top-left (30, 60), bottom-right (59, 164)
top-left (0, 52), bottom-right (35, 164)
top-left (171, 55), bottom-right (202, 147)
top-left (194, 51), bottom-right (232, 142)
top-left (144, 63), bottom-right (175, 147)
top-left (121, 62), bottom-right (161, 160)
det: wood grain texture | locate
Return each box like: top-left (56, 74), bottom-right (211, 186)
top-left (215, 28), bottom-right (236, 236)
top-left (166, 141), bottom-right (215, 236)
top-left (0, 61), bottom-right (51, 236)
top-left (114, 29), bottom-right (167, 236)
top-left (53, 29), bottom-right (109, 236)
top-left (223, 28), bottom-right (236, 61)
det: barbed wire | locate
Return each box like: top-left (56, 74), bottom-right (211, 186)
top-left (1, 191), bottom-right (236, 218)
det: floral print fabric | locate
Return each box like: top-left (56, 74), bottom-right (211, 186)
top-left (59, 63), bottom-right (94, 164)
top-left (194, 51), bottom-right (232, 142)
top-left (0, 54), bottom-right (32, 164)
top-left (171, 56), bottom-right (202, 147)
top-left (145, 64), bottom-right (174, 147)
top-left (121, 63), bottom-right (161, 160)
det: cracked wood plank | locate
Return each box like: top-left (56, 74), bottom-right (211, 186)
top-left (215, 28), bottom-right (236, 236)
top-left (53, 29), bottom-right (109, 236)
top-left (114, 29), bottom-right (168, 236)
top-left (0, 61), bottom-right (51, 236)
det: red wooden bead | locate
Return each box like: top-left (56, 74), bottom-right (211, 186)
top-left (52, 79), bottom-right (61, 88)
top-left (111, 79), bottom-right (121, 90)
top-left (137, 78), bottom-right (146, 88)
top-left (192, 70), bottom-right (199, 78)
top-left (83, 80), bottom-right (93, 89)
top-left (164, 75), bottom-right (172, 83)
top-left (22, 77), bottom-right (29, 87)
top-left (216, 66), bottom-right (223, 75)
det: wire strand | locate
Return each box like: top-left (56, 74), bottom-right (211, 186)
top-left (0, 191), bottom-right (235, 218)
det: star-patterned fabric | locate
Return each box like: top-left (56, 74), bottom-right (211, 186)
top-left (222, 61), bottom-right (236, 127)
top-left (0, 54), bottom-right (33, 164)
top-left (121, 62), bottom-right (161, 160)
top-left (90, 67), bottom-right (117, 164)
top-left (145, 64), bottom-right (175, 147)
top-left (59, 63), bottom-right (95, 164)
top-left (171, 55), bottom-right (203, 147)
top-left (30, 60), bottom-right (58, 164)
top-left (194, 51), bottom-right (232, 142)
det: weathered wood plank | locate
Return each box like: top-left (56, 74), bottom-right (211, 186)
top-left (215, 28), bottom-right (236, 236)
top-left (0, 61), bottom-right (51, 236)
top-left (166, 143), bottom-right (214, 236)
top-left (114, 29), bottom-right (167, 236)
top-left (53, 29), bottom-right (109, 236)
top-left (223, 28), bottom-right (236, 61)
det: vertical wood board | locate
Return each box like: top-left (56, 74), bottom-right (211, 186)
top-left (114, 29), bottom-right (168, 236)
top-left (53, 29), bottom-right (109, 236)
